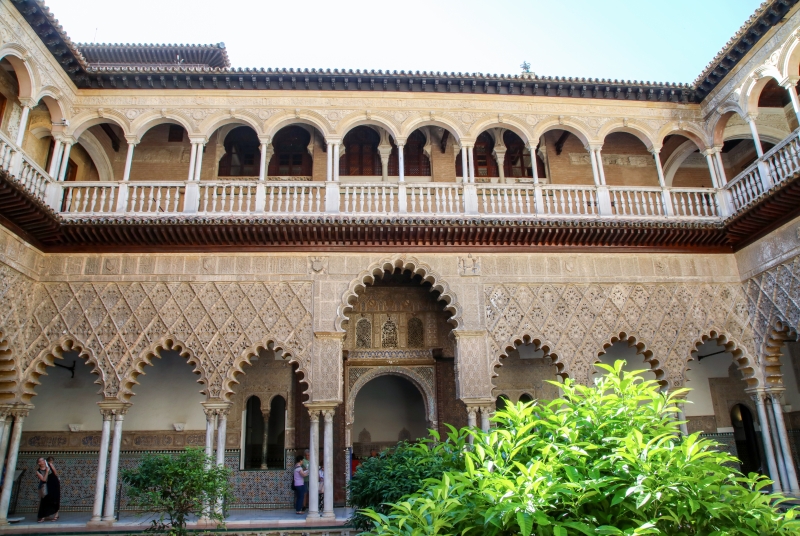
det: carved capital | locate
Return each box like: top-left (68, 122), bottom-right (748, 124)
top-left (308, 408), bottom-right (321, 422)
top-left (322, 409), bottom-right (335, 423)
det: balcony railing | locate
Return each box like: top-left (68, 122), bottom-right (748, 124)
top-left (5, 127), bottom-right (800, 223)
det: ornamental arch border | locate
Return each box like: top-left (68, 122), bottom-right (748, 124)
top-left (675, 329), bottom-right (762, 391)
top-left (263, 110), bottom-right (332, 141)
top-left (120, 336), bottom-right (209, 402)
top-left (335, 112), bottom-right (402, 142)
top-left (742, 70), bottom-right (785, 117)
top-left (198, 112), bottom-right (264, 142)
top-left (399, 115), bottom-right (464, 143)
top-left (227, 337), bottom-right (307, 402)
top-left (335, 256), bottom-right (463, 331)
top-left (67, 110), bottom-right (132, 140)
top-left (130, 112), bottom-right (197, 143)
top-left (709, 106), bottom-right (748, 146)
top-left (345, 365), bottom-right (436, 431)
top-left (529, 118), bottom-right (593, 149)
top-left (489, 334), bottom-right (564, 382)
top-left (593, 331), bottom-right (659, 383)
top-left (597, 121), bottom-right (658, 151)
top-left (0, 45), bottom-right (37, 100)
top-left (467, 117), bottom-right (533, 145)
top-left (20, 337), bottom-right (107, 405)
top-left (35, 91), bottom-right (66, 124)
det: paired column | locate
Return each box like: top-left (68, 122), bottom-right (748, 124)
top-left (590, 146), bottom-right (612, 215)
top-left (321, 408), bottom-right (335, 519)
top-left (326, 142), bottom-right (333, 181)
top-left (333, 143), bottom-right (340, 181)
top-left (102, 405), bottom-right (129, 522)
top-left (753, 391), bottom-right (782, 492)
top-left (467, 145), bottom-right (476, 183)
top-left (307, 409), bottom-right (320, 519)
top-left (57, 140), bottom-right (73, 182)
top-left (0, 407), bottom-right (28, 525)
top-left (260, 410), bottom-right (270, 469)
top-left (768, 392), bottom-right (800, 493)
top-left (258, 141), bottom-right (269, 181)
top-left (529, 145), bottom-right (539, 184)
top-left (460, 145), bottom-right (469, 182)
top-left (89, 408), bottom-right (115, 523)
top-left (15, 104), bottom-right (31, 147)
top-left (397, 142), bottom-right (405, 183)
top-left (745, 115), bottom-right (765, 158)
top-left (712, 147), bottom-right (727, 186)
top-left (479, 406), bottom-right (493, 432)
top-left (782, 78), bottom-right (800, 124)
top-left (702, 149), bottom-right (721, 189)
top-left (48, 139), bottom-right (64, 177)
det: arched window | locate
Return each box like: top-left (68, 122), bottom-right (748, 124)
top-left (244, 395), bottom-right (265, 469)
top-left (503, 130), bottom-right (533, 179)
top-left (382, 318), bottom-right (398, 348)
top-left (218, 126), bottom-right (260, 177)
top-left (388, 130), bottom-right (430, 176)
top-left (474, 132), bottom-right (498, 178)
top-left (519, 393), bottom-right (533, 404)
top-left (268, 126), bottom-right (313, 177)
top-left (266, 395), bottom-right (286, 469)
top-left (356, 318), bottom-right (372, 348)
top-left (495, 394), bottom-right (509, 411)
top-left (407, 317), bottom-right (424, 348)
top-left (341, 126), bottom-right (381, 176)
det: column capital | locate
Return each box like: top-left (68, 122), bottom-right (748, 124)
top-left (322, 408), bottom-right (335, 422)
top-left (258, 135), bottom-right (272, 145)
top-left (780, 76), bottom-right (799, 88)
top-left (308, 408), bottom-right (320, 422)
top-left (124, 134), bottom-right (140, 146)
top-left (201, 401), bottom-right (232, 417)
top-left (188, 136), bottom-right (208, 145)
top-left (587, 143), bottom-right (603, 152)
top-left (55, 134), bottom-right (77, 146)
top-left (98, 401), bottom-right (131, 417)
top-left (700, 148), bottom-right (716, 157)
top-left (744, 113), bottom-right (759, 123)
top-left (17, 98), bottom-right (34, 109)
top-left (648, 145), bottom-right (662, 155)
top-left (10, 404), bottom-right (33, 419)
top-left (325, 137), bottom-right (343, 145)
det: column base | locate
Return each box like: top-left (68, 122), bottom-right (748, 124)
top-left (306, 511), bottom-right (321, 520)
top-left (321, 511), bottom-right (336, 519)
top-left (86, 519), bottom-right (114, 527)
top-left (100, 516), bottom-right (116, 523)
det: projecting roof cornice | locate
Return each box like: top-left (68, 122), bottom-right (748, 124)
top-left (11, 0), bottom-right (798, 105)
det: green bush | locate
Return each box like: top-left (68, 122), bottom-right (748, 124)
top-left (363, 361), bottom-right (800, 536)
top-left (348, 431), bottom-right (467, 531)
top-left (121, 447), bottom-right (232, 536)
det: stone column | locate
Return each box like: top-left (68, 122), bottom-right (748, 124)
top-left (89, 408), bottom-right (114, 523)
top-left (709, 148), bottom-right (726, 186)
top-left (479, 406), bottom-right (492, 432)
top-left (529, 145), bottom-right (539, 184)
top-left (333, 143), bottom-right (340, 181)
top-left (102, 406), bottom-right (128, 522)
top-left (765, 395), bottom-right (790, 489)
top-left (187, 143), bottom-right (199, 182)
top-left (746, 115), bottom-right (764, 158)
top-left (651, 148), bottom-right (666, 187)
top-left (398, 143), bottom-right (405, 183)
top-left (307, 409), bottom-right (320, 519)
top-left (203, 407), bottom-right (216, 459)
top-left (0, 410), bottom-right (11, 473)
top-left (259, 140), bottom-right (270, 181)
top-left (753, 391), bottom-right (782, 492)
top-left (378, 145), bottom-right (392, 181)
top-left (702, 150), bottom-right (721, 189)
top-left (193, 141), bottom-right (205, 182)
top-left (48, 139), bottom-right (63, 177)
top-left (322, 408), bottom-right (336, 519)
top-left (466, 406), bottom-right (478, 428)
top-left (770, 392), bottom-right (800, 493)
top-left (326, 142), bottom-right (333, 182)
top-left (57, 141), bottom-right (73, 182)
top-left (589, 147), bottom-right (601, 185)
top-left (15, 104), bottom-right (31, 147)
top-left (260, 410), bottom-right (270, 469)
top-left (595, 149), bottom-right (607, 185)
top-left (783, 78), bottom-right (800, 124)
top-left (215, 406), bottom-right (229, 514)
top-left (467, 145), bottom-right (476, 183)
top-left (460, 145), bottom-right (468, 182)
top-left (0, 407), bottom-right (27, 524)
top-left (675, 401), bottom-right (689, 437)
top-left (121, 142), bottom-right (136, 183)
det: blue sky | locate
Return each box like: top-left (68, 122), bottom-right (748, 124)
top-left (45, 0), bottom-right (761, 83)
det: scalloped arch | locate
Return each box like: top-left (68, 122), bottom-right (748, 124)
top-left (677, 329), bottom-right (761, 390)
top-left (594, 331), bottom-right (661, 385)
top-left (21, 337), bottom-right (107, 404)
top-left (489, 334), bottom-right (564, 382)
top-left (120, 336), bottom-right (209, 402)
top-left (335, 256), bottom-right (463, 331)
top-left (225, 337), bottom-right (307, 402)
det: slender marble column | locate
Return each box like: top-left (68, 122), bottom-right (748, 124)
top-left (193, 142), bottom-right (204, 181)
top-left (57, 142), bottom-right (73, 182)
top-left (595, 149), bottom-right (607, 185)
top-left (204, 408), bottom-right (216, 459)
top-left (466, 406), bottom-right (478, 445)
top-left (784, 81), bottom-right (800, 124)
top-left (713, 149), bottom-right (728, 186)
top-left (322, 408), bottom-right (336, 519)
top-left (307, 409), bottom-right (320, 518)
top-left (333, 143), bottom-right (340, 181)
top-left (326, 143), bottom-right (333, 181)
top-left (398, 143), bottom-right (405, 182)
top-left (0, 410), bottom-right (26, 524)
top-left (754, 392), bottom-right (782, 492)
top-left (47, 139), bottom-right (63, 177)
top-left (187, 143), bottom-right (198, 182)
top-left (746, 116), bottom-right (764, 158)
top-left (15, 105), bottom-right (31, 146)
top-left (766, 396), bottom-right (790, 490)
top-left (480, 406), bottom-right (491, 432)
top-left (90, 410), bottom-right (114, 522)
top-left (652, 149), bottom-right (666, 187)
top-left (102, 409), bottom-right (126, 521)
top-left (467, 145), bottom-right (475, 183)
top-left (770, 394), bottom-right (800, 493)
top-left (703, 151), bottom-right (720, 189)
top-left (121, 143), bottom-right (135, 182)
top-left (259, 142), bottom-right (268, 181)
top-left (215, 408), bottom-right (228, 514)
top-left (589, 149), bottom-right (601, 185)
top-left (529, 145), bottom-right (539, 184)
top-left (260, 410), bottom-right (270, 469)
top-left (0, 415), bottom-right (10, 469)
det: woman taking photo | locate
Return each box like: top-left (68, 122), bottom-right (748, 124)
top-left (35, 457), bottom-right (60, 522)
top-left (293, 455), bottom-right (309, 515)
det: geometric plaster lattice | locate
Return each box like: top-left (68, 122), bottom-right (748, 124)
top-left (0, 265), bottom-right (313, 402)
top-left (485, 283), bottom-right (757, 389)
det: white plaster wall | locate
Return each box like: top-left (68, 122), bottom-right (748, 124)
top-left (24, 350), bottom-right (206, 431)
top-left (25, 352), bottom-right (105, 431)
top-left (125, 350), bottom-right (206, 431)
top-left (352, 375), bottom-right (428, 442)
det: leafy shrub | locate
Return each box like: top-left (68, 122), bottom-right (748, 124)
top-left (363, 361), bottom-right (800, 536)
top-left (348, 431), bottom-right (466, 530)
top-left (121, 447), bottom-right (232, 536)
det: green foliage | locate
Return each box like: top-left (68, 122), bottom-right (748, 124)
top-left (363, 361), bottom-right (800, 536)
top-left (121, 447), bottom-right (232, 536)
top-left (348, 429), bottom-right (467, 530)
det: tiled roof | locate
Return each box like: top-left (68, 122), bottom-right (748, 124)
top-left (77, 43), bottom-right (230, 69)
